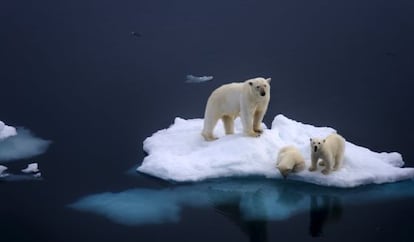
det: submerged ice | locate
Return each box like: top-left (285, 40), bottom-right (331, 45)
top-left (138, 114), bottom-right (414, 187)
top-left (0, 128), bottom-right (51, 162)
top-left (70, 178), bottom-right (414, 226)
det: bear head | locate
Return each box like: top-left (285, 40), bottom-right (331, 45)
top-left (310, 138), bottom-right (325, 154)
top-left (276, 165), bottom-right (291, 178)
top-left (247, 77), bottom-right (271, 97)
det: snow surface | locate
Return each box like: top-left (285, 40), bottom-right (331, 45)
top-left (0, 121), bottom-right (17, 140)
top-left (71, 178), bottom-right (414, 226)
top-left (138, 114), bottom-right (414, 187)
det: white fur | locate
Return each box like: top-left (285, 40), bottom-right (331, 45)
top-left (276, 146), bottom-right (305, 178)
top-left (201, 77), bottom-right (271, 141)
top-left (309, 133), bottom-right (345, 175)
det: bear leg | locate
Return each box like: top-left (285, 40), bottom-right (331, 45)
top-left (333, 152), bottom-right (344, 171)
top-left (202, 115), bottom-right (220, 141)
top-left (321, 155), bottom-right (333, 175)
top-left (253, 109), bottom-right (265, 133)
top-left (308, 155), bottom-right (318, 172)
top-left (241, 114), bottom-right (259, 137)
top-left (240, 102), bottom-right (259, 137)
top-left (222, 115), bottom-right (235, 135)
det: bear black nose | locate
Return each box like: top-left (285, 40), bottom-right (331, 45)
top-left (260, 92), bottom-right (266, 96)
top-left (314, 146), bottom-right (317, 153)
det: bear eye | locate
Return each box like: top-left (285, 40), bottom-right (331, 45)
top-left (256, 86), bottom-right (260, 89)
top-left (318, 142), bottom-right (321, 145)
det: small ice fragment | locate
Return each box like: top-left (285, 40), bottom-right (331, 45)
top-left (0, 120), bottom-right (17, 140)
top-left (33, 172), bottom-right (42, 178)
top-left (130, 31), bottom-right (142, 38)
top-left (22, 163), bottom-right (39, 173)
top-left (185, 75), bottom-right (213, 83)
top-left (0, 165), bottom-right (8, 174)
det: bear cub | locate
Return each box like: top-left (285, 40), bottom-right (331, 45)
top-left (309, 133), bottom-right (345, 175)
top-left (276, 146), bottom-right (306, 178)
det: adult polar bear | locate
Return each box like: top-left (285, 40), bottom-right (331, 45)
top-left (202, 77), bottom-right (271, 141)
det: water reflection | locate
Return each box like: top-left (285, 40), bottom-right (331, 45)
top-left (70, 178), bottom-right (414, 238)
top-left (0, 173), bottom-right (43, 182)
top-left (309, 195), bottom-right (342, 237)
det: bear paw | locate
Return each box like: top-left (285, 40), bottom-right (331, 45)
top-left (308, 166), bottom-right (317, 172)
top-left (202, 133), bottom-right (218, 141)
top-left (246, 131), bottom-right (261, 138)
top-left (253, 128), bottom-right (263, 134)
top-left (321, 169), bottom-right (331, 175)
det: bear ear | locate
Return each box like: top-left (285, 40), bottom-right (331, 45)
top-left (309, 138), bottom-right (313, 142)
top-left (249, 82), bottom-right (253, 86)
top-left (266, 78), bottom-right (271, 83)
top-left (323, 139), bottom-right (326, 143)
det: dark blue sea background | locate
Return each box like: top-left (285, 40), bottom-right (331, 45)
top-left (1, 0), bottom-right (414, 241)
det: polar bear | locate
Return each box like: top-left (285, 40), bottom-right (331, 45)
top-left (308, 133), bottom-right (345, 175)
top-left (276, 146), bottom-right (306, 178)
top-left (201, 77), bottom-right (271, 141)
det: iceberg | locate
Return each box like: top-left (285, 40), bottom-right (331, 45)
top-left (137, 114), bottom-right (414, 187)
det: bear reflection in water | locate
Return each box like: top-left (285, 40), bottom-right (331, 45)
top-left (309, 195), bottom-right (342, 237)
top-left (71, 178), bottom-right (414, 240)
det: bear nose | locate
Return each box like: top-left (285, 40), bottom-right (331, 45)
top-left (260, 91), bottom-right (266, 96)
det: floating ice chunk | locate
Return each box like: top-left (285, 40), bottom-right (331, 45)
top-left (185, 74), bottom-right (213, 83)
top-left (0, 165), bottom-right (8, 176)
top-left (70, 178), bottom-right (414, 226)
top-left (33, 172), bottom-right (42, 178)
top-left (22, 163), bottom-right (39, 173)
top-left (0, 164), bottom-right (43, 181)
top-left (0, 121), bottom-right (17, 140)
top-left (0, 128), bottom-right (51, 161)
top-left (137, 114), bottom-right (414, 187)
top-left (0, 165), bottom-right (7, 173)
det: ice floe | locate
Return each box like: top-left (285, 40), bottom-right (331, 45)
top-left (138, 115), bottom-right (414, 187)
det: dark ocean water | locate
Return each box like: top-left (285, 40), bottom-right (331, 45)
top-left (1, 0), bottom-right (414, 241)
